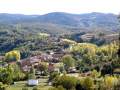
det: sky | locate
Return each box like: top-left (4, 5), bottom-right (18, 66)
top-left (0, 0), bottom-right (120, 15)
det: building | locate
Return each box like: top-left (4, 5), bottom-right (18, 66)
top-left (28, 79), bottom-right (38, 86)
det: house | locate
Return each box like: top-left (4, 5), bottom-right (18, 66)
top-left (19, 51), bottom-right (65, 72)
top-left (19, 55), bottom-right (41, 67)
top-left (68, 67), bottom-right (77, 73)
top-left (22, 65), bottom-right (31, 72)
top-left (81, 33), bottom-right (95, 41)
top-left (40, 54), bottom-right (53, 62)
top-left (19, 59), bottom-right (31, 72)
top-left (51, 50), bottom-right (66, 63)
top-left (28, 79), bottom-right (38, 86)
top-left (29, 56), bottom-right (41, 66)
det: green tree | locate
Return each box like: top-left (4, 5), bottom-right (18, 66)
top-left (11, 64), bottom-right (25, 81)
top-left (62, 55), bottom-right (75, 71)
top-left (91, 69), bottom-right (101, 79)
top-left (28, 67), bottom-right (36, 79)
top-left (0, 66), bottom-right (13, 85)
top-left (37, 62), bottom-right (48, 76)
top-left (53, 75), bottom-right (77, 90)
top-left (49, 72), bottom-right (60, 81)
top-left (82, 77), bottom-right (94, 90)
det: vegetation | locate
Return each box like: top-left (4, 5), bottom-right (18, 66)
top-left (0, 12), bottom-right (119, 90)
top-left (53, 75), bottom-right (78, 90)
top-left (51, 74), bottom-right (120, 90)
top-left (69, 41), bottom-right (119, 74)
top-left (5, 50), bottom-right (20, 62)
top-left (0, 40), bottom-right (119, 90)
top-left (37, 62), bottom-right (48, 76)
top-left (0, 64), bottom-right (25, 84)
top-left (62, 55), bottom-right (75, 71)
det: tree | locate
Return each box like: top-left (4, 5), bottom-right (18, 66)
top-left (20, 47), bottom-right (30, 59)
top-left (0, 64), bottom-right (25, 84)
top-left (37, 62), bottom-right (48, 76)
top-left (70, 43), bottom-right (97, 66)
top-left (82, 77), bottom-right (94, 90)
top-left (104, 76), bottom-right (119, 90)
top-left (0, 82), bottom-right (7, 90)
top-left (5, 50), bottom-right (20, 62)
top-left (0, 65), bottom-right (13, 85)
top-left (91, 69), bottom-right (101, 79)
top-left (101, 64), bottom-right (113, 75)
top-left (49, 72), bottom-right (60, 81)
top-left (11, 64), bottom-right (25, 81)
top-left (28, 67), bottom-right (36, 79)
top-left (53, 75), bottom-right (78, 90)
top-left (62, 55), bottom-right (75, 71)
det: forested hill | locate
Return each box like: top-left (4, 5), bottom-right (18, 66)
top-left (0, 12), bottom-right (119, 55)
top-left (0, 12), bottom-right (119, 34)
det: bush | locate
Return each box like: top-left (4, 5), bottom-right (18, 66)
top-left (101, 64), bottom-right (113, 75)
top-left (57, 86), bottom-right (65, 90)
top-left (49, 72), bottom-right (60, 81)
top-left (0, 82), bottom-right (7, 90)
top-left (22, 87), bottom-right (28, 90)
top-left (33, 86), bottom-right (40, 90)
top-left (76, 80), bottom-right (85, 90)
top-left (104, 76), bottom-right (119, 90)
top-left (81, 77), bottom-right (94, 90)
top-left (91, 69), bottom-right (101, 78)
top-left (53, 75), bottom-right (77, 90)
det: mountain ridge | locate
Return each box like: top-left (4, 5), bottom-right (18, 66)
top-left (0, 12), bottom-right (119, 34)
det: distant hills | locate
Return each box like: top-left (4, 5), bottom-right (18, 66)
top-left (0, 12), bottom-right (119, 54)
top-left (0, 12), bottom-right (119, 34)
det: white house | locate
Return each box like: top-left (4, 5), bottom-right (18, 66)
top-left (27, 79), bottom-right (38, 86)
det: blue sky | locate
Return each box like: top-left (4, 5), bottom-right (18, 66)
top-left (0, 0), bottom-right (120, 15)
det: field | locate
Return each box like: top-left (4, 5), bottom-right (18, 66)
top-left (6, 78), bottom-right (51, 90)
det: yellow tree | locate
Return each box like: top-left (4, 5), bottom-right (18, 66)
top-left (5, 50), bottom-right (20, 62)
top-left (104, 76), bottom-right (119, 90)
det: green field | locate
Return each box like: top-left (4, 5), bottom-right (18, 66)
top-left (6, 78), bottom-right (52, 90)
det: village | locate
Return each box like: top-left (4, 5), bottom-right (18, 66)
top-left (0, 32), bottom-right (120, 90)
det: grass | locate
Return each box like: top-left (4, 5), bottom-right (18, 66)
top-left (6, 78), bottom-right (52, 90)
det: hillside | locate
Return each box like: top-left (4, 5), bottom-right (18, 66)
top-left (0, 12), bottom-right (119, 55)
top-left (0, 12), bottom-right (119, 34)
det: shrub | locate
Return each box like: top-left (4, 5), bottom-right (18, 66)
top-left (76, 81), bottom-right (85, 90)
top-left (91, 69), bottom-right (101, 78)
top-left (57, 86), bottom-right (65, 90)
top-left (82, 77), bottom-right (94, 90)
top-left (0, 82), bottom-right (7, 90)
top-left (22, 87), bottom-right (28, 90)
top-left (101, 64), bottom-right (113, 75)
top-left (49, 72), bottom-right (59, 81)
top-left (53, 75), bottom-right (77, 90)
top-left (104, 76), bottom-right (119, 90)
top-left (33, 86), bottom-right (41, 90)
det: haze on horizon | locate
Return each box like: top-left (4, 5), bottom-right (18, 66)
top-left (0, 0), bottom-right (120, 15)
